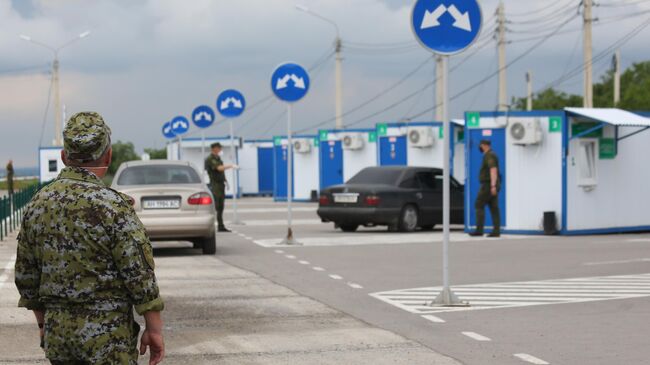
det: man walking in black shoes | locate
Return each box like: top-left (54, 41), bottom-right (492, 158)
top-left (205, 142), bottom-right (237, 233)
top-left (470, 140), bottom-right (501, 238)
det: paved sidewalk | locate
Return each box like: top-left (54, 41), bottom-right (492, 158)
top-left (0, 233), bottom-right (461, 364)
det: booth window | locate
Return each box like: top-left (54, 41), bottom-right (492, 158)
top-left (48, 160), bottom-right (58, 173)
top-left (577, 139), bottom-right (598, 189)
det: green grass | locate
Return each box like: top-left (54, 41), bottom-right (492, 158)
top-left (0, 179), bottom-right (38, 191)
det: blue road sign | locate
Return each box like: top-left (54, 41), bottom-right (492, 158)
top-left (162, 121), bottom-right (176, 139)
top-left (271, 63), bottom-right (310, 103)
top-left (411, 0), bottom-right (482, 55)
top-left (217, 89), bottom-right (246, 118)
top-left (171, 116), bottom-right (190, 135)
top-left (192, 105), bottom-right (215, 128)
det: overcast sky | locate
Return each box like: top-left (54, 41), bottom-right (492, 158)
top-left (1, 0), bottom-right (649, 166)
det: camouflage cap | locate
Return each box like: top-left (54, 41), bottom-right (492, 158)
top-left (63, 112), bottom-right (112, 162)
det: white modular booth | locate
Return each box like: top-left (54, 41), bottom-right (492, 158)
top-left (239, 140), bottom-right (274, 196)
top-left (464, 108), bottom-right (650, 235)
top-left (38, 147), bottom-right (64, 183)
top-left (318, 128), bottom-right (378, 190)
top-left (166, 137), bottom-right (242, 198)
top-left (376, 121), bottom-right (466, 182)
top-left (272, 135), bottom-right (320, 202)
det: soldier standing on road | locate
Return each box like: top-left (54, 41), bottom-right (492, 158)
top-left (205, 142), bottom-right (237, 233)
top-left (14, 112), bottom-right (165, 365)
top-left (470, 140), bottom-right (501, 238)
top-left (6, 159), bottom-right (14, 196)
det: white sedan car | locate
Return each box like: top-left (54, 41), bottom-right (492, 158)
top-left (112, 160), bottom-right (217, 254)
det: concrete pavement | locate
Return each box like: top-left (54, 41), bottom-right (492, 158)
top-left (0, 232), bottom-right (461, 364)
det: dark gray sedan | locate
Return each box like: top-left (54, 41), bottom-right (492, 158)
top-left (317, 166), bottom-right (464, 232)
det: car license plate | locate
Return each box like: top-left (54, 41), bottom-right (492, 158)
top-left (143, 199), bottom-right (180, 209)
top-left (333, 194), bottom-right (358, 204)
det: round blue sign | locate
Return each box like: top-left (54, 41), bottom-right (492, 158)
top-left (411, 0), bottom-right (482, 55)
top-left (162, 121), bottom-right (176, 139)
top-left (171, 116), bottom-right (190, 135)
top-left (192, 105), bottom-right (215, 128)
top-left (217, 89), bottom-right (246, 118)
top-left (271, 63), bottom-right (310, 103)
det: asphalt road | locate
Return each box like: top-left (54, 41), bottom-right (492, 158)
top-left (216, 197), bottom-right (650, 365)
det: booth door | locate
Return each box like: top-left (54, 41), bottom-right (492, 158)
top-left (320, 140), bottom-right (344, 189)
top-left (379, 136), bottom-right (407, 166)
top-left (273, 145), bottom-right (290, 199)
top-left (467, 129), bottom-right (507, 229)
top-left (257, 147), bottom-right (274, 194)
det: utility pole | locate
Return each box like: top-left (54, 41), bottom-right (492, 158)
top-left (53, 58), bottom-right (62, 146)
top-left (436, 56), bottom-right (444, 120)
top-left (335, 37), bottom-right (344, 129)
top-left (614, 50), bottom-right (621, 106)
top-left (497, 1), bottom-right (508, 111)
top-left (583, 0), bottom-right (594, 108)
top-left (526, 71), bottom-right (533, 111)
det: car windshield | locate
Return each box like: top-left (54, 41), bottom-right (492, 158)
top-left (116, 165), bottom-right (201, 185)
top-left (347, 168), bottom-right (403, 185)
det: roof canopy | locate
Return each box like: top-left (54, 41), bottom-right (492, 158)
top-left (565, 108), bottom-right (650, 127)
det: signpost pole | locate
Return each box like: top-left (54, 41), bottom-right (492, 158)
top-left (201, 130), bottom-right (206, 161)
top-left (229, 119), bottom-right (242, 225)
top-left (178, 135), bottom-right (183, 160)
top-left (285, 103), bottom-right (295, 244)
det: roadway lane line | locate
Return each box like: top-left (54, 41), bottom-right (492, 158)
top-left (298, 260), bottom-right (310, 265)
top-left (422, 315), bottom-right (446, 323)
top-left (0, 254), bottom-right (17, 290)
top-left (275, 250), bottom-right (284, 254)
top-left (583, 258), bottom-right (650, 266)
top-left (514, 353), bottom-right (550, 364)
top-left (313, 267), bottom-right (326, 272)
top-left (228, 207), bottom-right (316, 213)
top-left (226, 219), bottom-right (322, 227)
top-left (285, 255), bottom-right (296, 260)
top-left (462, 332), bottom-right (491, 342)
top-left (348, 283), bottom-right (364, 289)
top-left (329, 274), bottom-right (343, 280)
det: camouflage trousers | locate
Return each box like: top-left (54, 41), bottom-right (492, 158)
top-left (44, 307), bottom-right (140, 365)
top-left (211, 183), bottom-right (226, 228)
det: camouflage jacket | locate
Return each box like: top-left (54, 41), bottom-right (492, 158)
top-left (205, 153), bottom-right (226, 185)
top-left (15, 167), bottom-right (164, 315)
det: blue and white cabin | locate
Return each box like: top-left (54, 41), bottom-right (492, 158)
top-left (38, 147), bottom-right (64, 183)
top-left (318, 128), bottom-right (378, 190)
top-left (464, 108), bottom-right (650, 235)
top-left (240, 140), bottom-right (274, 196)
top-left (167, 137), bottom-right (242, 198)
top-left (272, 135), bottom-right (319, 202)
top-left (376, 121), bottom-right (466, 182)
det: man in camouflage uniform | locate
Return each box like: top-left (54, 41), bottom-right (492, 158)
top-left (205, 142), bottom-right (236, 232)
top-left (6, 159), bottom-right (14, 196)
top-left (14, 112), bottom-right (165, 364)
top-left (470, 140), bottom-right (501, 238)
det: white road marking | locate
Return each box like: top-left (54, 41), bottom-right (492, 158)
top-left (462, 332), bottom-right (491, 342)
top-left (329, 275), bottom-right (343, 280)
top-left (298, 260), bottom-right (310, 265)
top-left (371, 273), bottom-right (650, 314)
top-left (243, 236), bottom-right (253, 240)
top-left (285, 255), bottom-right (296, 260)
top-left (227, 207), bottom-right (316, 213)
top-left (226, 219), bottom-right (322, 227)
top-left (514, 353), bottom-right (550, 364)
top-left (0, 254), bottom-right (17, 290)
top-left (313, 267), bottom-right (326, 272)
top-left (275, 250), bottom-right (285, 254)
top-left (422, 315), bottom-right (446, 323)
top-left (254, 232), bottom-right (532, 248)
top-left (348, 282), bottom-right (364, 289)
top-left (583, 258), bottom-right (650, 266)
top-left (626, 238), bottom-right (650, 243)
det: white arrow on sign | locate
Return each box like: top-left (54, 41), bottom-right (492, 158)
top-left (173, 120), bottom-right (188, 129)
top-left (290, 74), bottom-right (306, 89)
top-left (420, 4), bottom-right (472, 32)
top-left (164, 126), bottom-right (172, 133)
top-left (276, 75), bottom-right (291, 90)
top-left (220, 97), bottom-right (243, 110)
top-left (194, 111), bottom-right (212, 122)
top-left (276, 74), bottom-right (306, 90)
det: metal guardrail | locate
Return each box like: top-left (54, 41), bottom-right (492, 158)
top-left (0, 182), bottom-right (48, 241)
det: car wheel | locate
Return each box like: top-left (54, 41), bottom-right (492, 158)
top-left (340, 224), bottom-right (359, 232)
top-left (399, 205), bottom-right (419, 232)
top-left (195, 233), bottom-right (217, 255)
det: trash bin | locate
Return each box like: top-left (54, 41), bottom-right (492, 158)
top-left (543, 211), bottom-right (559, 235)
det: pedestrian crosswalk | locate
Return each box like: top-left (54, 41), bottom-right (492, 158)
top-left (370, 273), bottom-right (650, 314)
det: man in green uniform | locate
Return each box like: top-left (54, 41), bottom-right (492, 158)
top-left (15, 112), bottom-right (165, 365)
top-left (6, 159), bottom-right (14, 196)
top-left (205, 142), bottom-right (237, 232)
top-left (470, 140), bottom-right (501, 238)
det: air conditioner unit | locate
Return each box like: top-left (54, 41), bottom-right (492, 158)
top-left (408, 127), bottom-right (435, 148)
top-left (509, 118), bottom-right (543, 145)
top-left (293, 139), bottom-right (312, 154)
top-left (341, 133), bottom-right (365, 150)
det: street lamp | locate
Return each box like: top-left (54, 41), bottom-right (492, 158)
top-left (295, 5), bottom-right (344, 130)
top-left (20, 31), bottom-right (91, 146)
